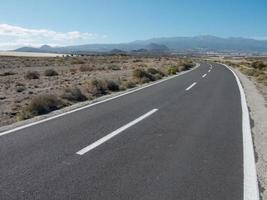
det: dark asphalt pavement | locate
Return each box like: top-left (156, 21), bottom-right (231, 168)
top-left (0, 62), bottom-right (243, 199)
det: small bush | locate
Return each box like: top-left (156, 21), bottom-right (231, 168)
top-left (105, 80), bottom-right (120, 91)
top-left (251, 61), bottom-right (266, 70)
top-left (61, 87), bottom-right (87, 102)
top-left (147, 68), bottom-right (165, 78)
top-left (44, 69), bottom-right (58, 76)
top-left (16, 85), bottom-right (26, 93)
top-left (123, 81), bottom-right (136, 89)
top-left (87, 79), bottom-right (107, 96)
top-left (108, 65), bottom-right (121, 70)
top-left (147, 68), bottom-right (160, 75)
top-left (133, 59), bottom-right (143, 63)
top-left (25, 71), bottom-right (40, 79)
top-left (256, 74), bottom-right (267, 82)
top-left (167, 66), bottom-right (177, 75)
top-left (240, 68), bottom-right (260, 77)
top-left (132, 69), bottom-right (155, 82)
top-left (183, 62), bottom-right (194, 70)
top-left (79, 65), bottom-right (93, 72)
top-left (133, 69), bottom-right (147, 79)
top-left (71, 59), bottom-right (85, 65)
top-left (17, 95), bottom-right (64, 120)
top-left (69, 68), bottom-right (77, 74)
top-left (140, 77), bottom-right (151, 84)
top-left (0, 71), bottom-right (16, 76)
top-left (154, 73), bottom-right (163, 80)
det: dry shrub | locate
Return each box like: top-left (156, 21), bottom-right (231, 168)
top-left (79, 65), bottom-right (93, 72)
top-left (17, 95), bottom-right (64, 120)
top-left (105, 80), bottom-right (120, 91)
top-left (61, 87), bottom-right (87, 102)
top-left (44, 69), bottom-right (58, 76)
top-left (25, 71), bottom-right (40, 79)
top-left (71, 59), bottom-right (85, 65)
top-left (107, 65), bottom-right (121, 70)
top-left (87, 79), bottom-right (108, 96)
top-left (0, 71), bottom-right (16, 76)
top-left (132, 69), bottom-right (155, 82)
top-left (251, 61), bottom-right (266, 70)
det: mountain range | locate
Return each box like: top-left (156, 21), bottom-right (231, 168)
top-left (14, 35), bottom-right (267, 54)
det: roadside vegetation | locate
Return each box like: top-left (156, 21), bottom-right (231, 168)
top-left (223, 60), bottom-right (267, 86)
top-left (0, 55), bottom-right (195, 125)
top-left (17, 95), bottom-right (65, 120)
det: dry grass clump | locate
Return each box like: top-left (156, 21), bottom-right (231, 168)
top-left (166, 66), bottom-right (177, 75)
top-left (147, 68), bottom-right (163, 76)
top-left (0, 71), bottom-right (16, 76)
top-left (105, 80), bottom-right (120, 91)
top-left (107, 65), bottom-right (121, 70)
top-left (44, 69), bottom-right (59, 76)
top-left (16, 85), bottom-right (26, 93)
top-left (79, 65), bottom-right (93, 72)
top-left (165, 61), bottom-right (194, 75)
top-left (182, 61), bottom-right (194, 70)
top-left (251, 61), bottom-right (266, 70)
top-left (61, 87), bottom-right (87, 102)
top-left (25, 71), bottom-right (40, 79)
top-left (69, 68), bottom-right (77, 74)
top-left (71, 59), bottom-right (85, 65)
top-left (122, 81), bottom-right (136, 89)
top-left (240, 68), bottom-right (261, 77)
top-left (87, 79), bottom-right (108, 96)
top-left (132, 68), bottom-right (156, 83)
top-left (17, 95), bottom-right (64, 120)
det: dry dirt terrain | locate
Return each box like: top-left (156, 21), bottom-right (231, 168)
top-left (0, 55), bottom-right (192, 127)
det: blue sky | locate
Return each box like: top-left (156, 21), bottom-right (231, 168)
top-left (0, 0), bottom-right (267, 49)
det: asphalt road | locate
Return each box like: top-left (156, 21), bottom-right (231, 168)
top-left (0, 62), bottom-right (244, 200)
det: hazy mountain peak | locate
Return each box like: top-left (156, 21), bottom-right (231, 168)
top-left (14, 35), bottom-right (267, 54)
top-left (40, 45), bottom-right (52, 50)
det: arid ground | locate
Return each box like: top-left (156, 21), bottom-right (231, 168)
top-left (0, 55), bottom-right (193, 127)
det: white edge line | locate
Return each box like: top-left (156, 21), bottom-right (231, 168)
top-left (185, 82), bottom-right (197, 91)
top-left (0, 63), bottom-right (200, 137)
top-left (76, 108), bottom-right (158, 155)
top-left (223, 64), bottom-right (259, 200)
top-left (202, 74), bottom-right (207, 78)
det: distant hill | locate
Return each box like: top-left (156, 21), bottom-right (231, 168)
top-left (14, 35), bottom-right (267, 54)
top-left (15, 45), bottom-right (53, 53)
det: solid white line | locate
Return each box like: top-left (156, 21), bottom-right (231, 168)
top-left (0, 63), bottom-right (201, 137)
top-left (202, 74), bottom-right (207, 78)
top-left (223, 64), bottom-right (259, 200)
top-left (185, 82), bottom-right (197, 91)
top-left (76, 109), bottom-right (158, 155)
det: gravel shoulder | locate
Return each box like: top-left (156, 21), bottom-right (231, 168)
top-left (233, 67), bottom-right (267, 200)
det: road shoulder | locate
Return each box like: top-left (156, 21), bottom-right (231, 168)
top-left (233, 67), bottom-right (267, 200)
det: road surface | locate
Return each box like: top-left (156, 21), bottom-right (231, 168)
top-left (0, 63), bottom-right (256, 199)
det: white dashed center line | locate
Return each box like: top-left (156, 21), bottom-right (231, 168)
top-left (202, 74), bottom-right (207, 78)
top-left (186, 82), bottom-right (197, 91)
top-left (76, 109), bottom-right (158, 155)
